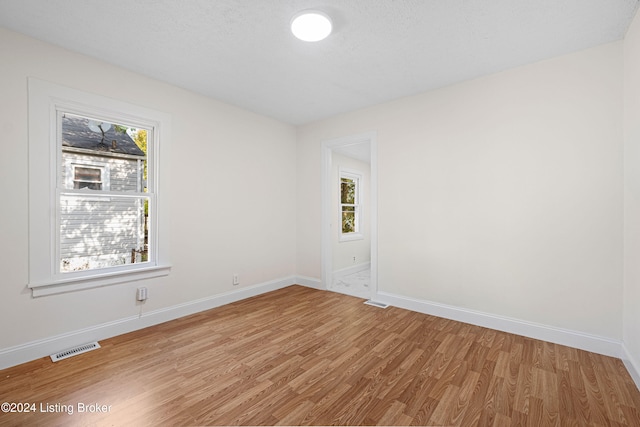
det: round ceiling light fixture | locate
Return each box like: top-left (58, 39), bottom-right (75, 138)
top-left (291, 10), bottom-right (332, 42)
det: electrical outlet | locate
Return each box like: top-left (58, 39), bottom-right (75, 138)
top-left (233, 274), bottom-right (239, 285)
top-left (136, 287), bottom-right (148, 301)
top-left (353, 256), bottom-right (356, 263)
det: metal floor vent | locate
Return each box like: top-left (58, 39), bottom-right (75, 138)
top-left (50, 342), bottom-right (100, 362)
top-left (364, 300), bottom-right (389, 309)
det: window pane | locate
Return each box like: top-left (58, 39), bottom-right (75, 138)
top-left (341, 178), bottom-right (356, 204)
top-left (61, 113), bottom-right (147, 193)
top-left (59, 194), bottom-right (149, 272)
top-left (342, 210), bottom-right (355, 233)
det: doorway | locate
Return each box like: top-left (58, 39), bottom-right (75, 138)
top-left (321, 132), bottom-right (377, 301)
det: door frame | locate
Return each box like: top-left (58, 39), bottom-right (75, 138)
top-left (321, 131), bottom-right (378, 300)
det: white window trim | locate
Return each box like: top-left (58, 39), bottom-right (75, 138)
top-left (28, 78), bottom-right (171, 297)
top-left (339, 168), bottom-right (364, 242)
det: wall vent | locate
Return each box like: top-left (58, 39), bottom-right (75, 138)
top-left (50, 342), bottom-right (101, 362)
top-left (364, 300), bottom-right (389, 309)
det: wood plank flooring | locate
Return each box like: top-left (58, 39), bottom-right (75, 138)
top-left (1, 285), bottom-right (639, 426)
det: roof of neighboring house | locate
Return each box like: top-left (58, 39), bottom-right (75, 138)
top-left (62, 115), bottom-right (145, 157)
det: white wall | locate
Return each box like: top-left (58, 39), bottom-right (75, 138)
top-left (623, 8), bottom-right (640, 384)
top-left (331, 152), bottom-right (371, 272)
top-left (0, 28), bottom-right (297, 354)
top-left (298, 41), bottom-right (624, 341)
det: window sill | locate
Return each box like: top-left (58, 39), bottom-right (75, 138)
top-left (28, 264), bottom-right (172, 297)
top-left (340, 233), bottom-right (364, 242)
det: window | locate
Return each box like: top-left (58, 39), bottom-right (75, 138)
top-left (339, 169), bottom-right (363, 241)
top-left (66, 160), bottom-right (111, 191)
top-left (58, 112), bottom-right (149, 274)
top-left (73, 166), bottom-right (103, 190)
top-left (28, 78), bottom-right (171, 296)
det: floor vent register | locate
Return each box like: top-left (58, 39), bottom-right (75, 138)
top-left (364, 300), bottom-right (389, 309)
top-left (50, 341), bottom-right (101, 362)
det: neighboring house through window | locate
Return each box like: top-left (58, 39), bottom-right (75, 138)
top-left (28, 78), bottom-right (171, 296)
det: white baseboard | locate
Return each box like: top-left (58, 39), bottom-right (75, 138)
top-left (295, 275), bottom-right (324, 290)
top-left (332, 262), bottom-right (370, 279)
top-left (376, 291), bottom-right (623, 358)
top-left (622, 343), bottom-right (640, 391)
top-left (0, 276), bottom-right (298, 370)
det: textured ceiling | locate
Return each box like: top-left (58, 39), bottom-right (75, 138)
top-left (0, 0), bottom-right (638, 125)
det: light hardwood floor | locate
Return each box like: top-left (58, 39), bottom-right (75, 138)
top-left (1, 285), bottom-right (639, 426)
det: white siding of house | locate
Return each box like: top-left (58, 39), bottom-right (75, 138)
top-left (59, 151), bottom-right (145, 270)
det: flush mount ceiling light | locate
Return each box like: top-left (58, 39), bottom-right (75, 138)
top-left (291, 10), bottom-right (332, 42)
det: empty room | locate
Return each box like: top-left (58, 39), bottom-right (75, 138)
top-left (1, 1), bottom-right (640, 425)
